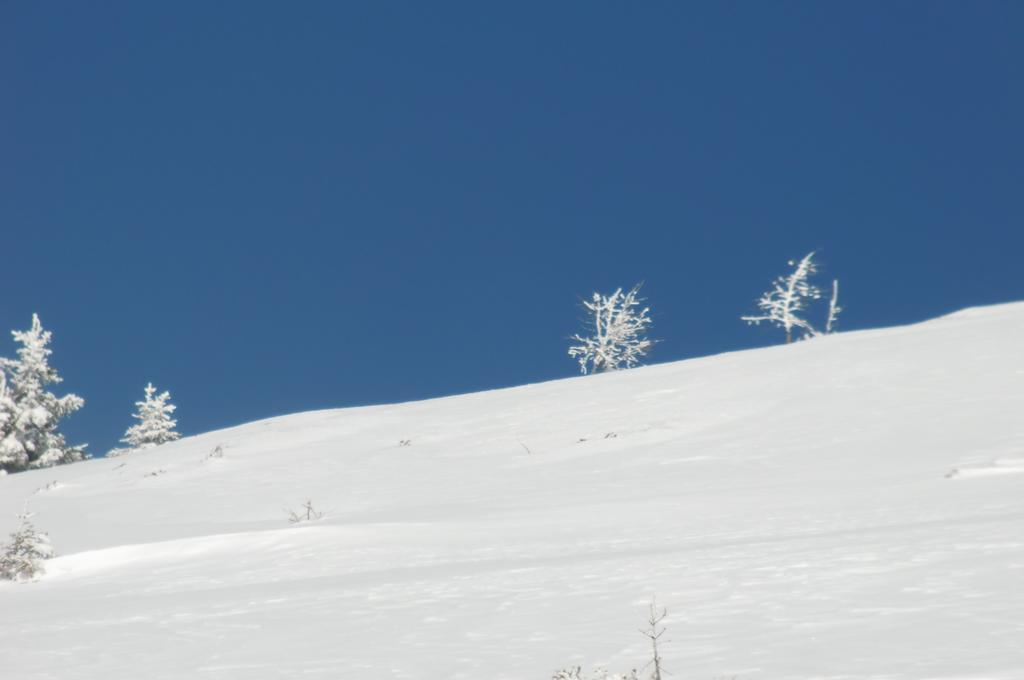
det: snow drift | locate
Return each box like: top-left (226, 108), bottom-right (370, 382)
top-left (2, 303), bottom-right (1023, 679)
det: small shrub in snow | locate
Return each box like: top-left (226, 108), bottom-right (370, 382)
top-left (554, 599), bottom-right (668, 680)
top-left (288, 500), bottom-right (323, 523)
top-left (0, 510), bottom-right (54, 582)
top-left (553, 667), bottom-right (638, 680)
top-left (569, 284), bottom-right (654, 374)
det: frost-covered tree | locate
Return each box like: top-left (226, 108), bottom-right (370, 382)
top-left (741, 252), bottom-right (823, 343)
top-left (0, 509), bottom-right (54, 582)
top-left (119, 383), bottom-right (180, 451)
top-left (568, 284), bottom-right (654, 374)
top-left (0, 314), bottom-right (85, 473)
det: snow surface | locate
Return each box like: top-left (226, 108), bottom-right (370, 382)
top-left (2, 303), bottom-right (1023, 679)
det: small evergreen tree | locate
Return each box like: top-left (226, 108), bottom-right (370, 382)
top-left (0, 509), bottom-right (54, 582)
top-left (0, 314), bottom-right (85, 473)
top-left (119, 383), bottom-right (180, 451)
top-left (569, 284), bottom-right (654, 374)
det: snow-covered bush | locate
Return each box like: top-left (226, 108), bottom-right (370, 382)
top-left (0, 314), bottom-right (86, 473)
top-left (741, 252), bottom-right (841, 342)
top-left (553, 667), bottom-right (638, 680)
top-left (115, 383), bottom-right (180, 454)
top-left (569, 285), bottom-right (654, 374)
top-left (0, 510), bottom-right (54, 582)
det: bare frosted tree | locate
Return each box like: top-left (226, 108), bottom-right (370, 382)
top-left (741, 251), bottom-right (822, 343)
top-left (569, 284), bottom-right (654, 374)
top-left (825, 279), bottom-right (841, 334)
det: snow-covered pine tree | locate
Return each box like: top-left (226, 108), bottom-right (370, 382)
top-left (0, 373), bottom-right (20, 472)
top-left (0, 314), bottom-right (85, 473)
top-left (568, 284), bottom-right (654, 374)
top-left (119, 382), bottom-right (180, 451)
top-left (741, 252), bottom-right (823, 343)
top-left (0, 508), bottom-right (54, 582)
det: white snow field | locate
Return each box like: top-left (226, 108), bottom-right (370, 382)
top-left (2, 304), bottom-right (1023, 680)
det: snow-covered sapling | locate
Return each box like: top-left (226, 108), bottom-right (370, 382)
top-left (0, 314), bottom-right (86, 473)
top-left (569, 284), bottom-right (654, 374)
top-left (118, 383), bottom-right (181, 452)
top-left (825, 279), bottom-right (841, 334)
top-left (741, 252), bottom-right (823, 343)
top-left (0, 509), bottom-right (54, 582)
top-left (640, 598), bottom-right (668, 680)
top-left (553, 598), bottom-right (668, 680)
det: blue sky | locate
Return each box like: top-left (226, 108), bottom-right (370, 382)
top-left (2, 2), bottom-right (1022, 456)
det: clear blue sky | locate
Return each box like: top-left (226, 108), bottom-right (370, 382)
top-left (2, 2), bottom-right (1022, 456)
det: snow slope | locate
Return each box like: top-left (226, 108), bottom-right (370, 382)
top-left (2, 303), bottom-right (1023, 680)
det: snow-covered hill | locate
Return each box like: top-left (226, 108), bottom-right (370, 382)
top-left (2, 304), bottom-right (1023, 680)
